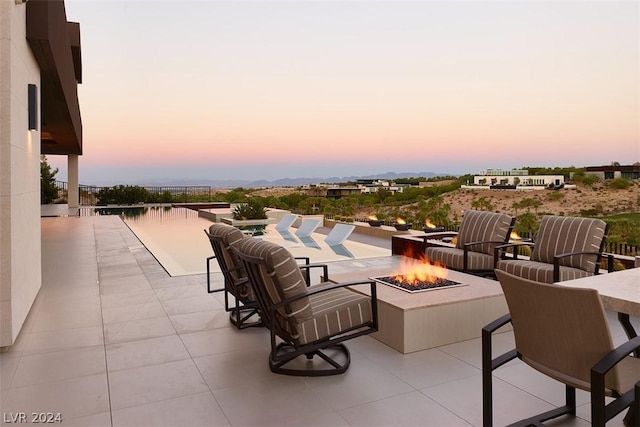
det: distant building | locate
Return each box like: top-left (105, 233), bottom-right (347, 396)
top-left (584, 164), bottom-right (640, 180)
top-left (468, 169), bottom-right (564, 189)
top-left (302, 179), bottom-right (405, 199)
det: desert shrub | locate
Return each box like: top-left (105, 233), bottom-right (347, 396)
top-left (547, 191), bottom-right (564, 201)
top-left (607, 178), bottom-right (631, 190)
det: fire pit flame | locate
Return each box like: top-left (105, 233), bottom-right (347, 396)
top-left (370, 253), bottom-right (466, 293)
top-left (392, 257), bottom-right (447, 284)
top-left (424, 220), bottom-right (436, 229)
top-left (396, 217), bottom-right (406, 225)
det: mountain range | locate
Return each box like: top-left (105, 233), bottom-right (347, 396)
top-left (129, 171), bottom-right (446, 188)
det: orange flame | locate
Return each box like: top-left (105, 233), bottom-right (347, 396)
top-left (392, 253), bottom-right (448, 285)
top-left (369, 215), bottom-right (378, 220)
top-left (510, 231), bottom-right (521, 241)
top-left (424, 220), bottom-right (436, 228)
top-left (396, 217), bottom-right (406, 224)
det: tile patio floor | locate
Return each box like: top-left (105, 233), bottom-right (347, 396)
top-left (0, 216), bottom-right (636, 426)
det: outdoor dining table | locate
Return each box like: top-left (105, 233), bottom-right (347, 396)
top-left (556, 268), bottom-right (639, 354)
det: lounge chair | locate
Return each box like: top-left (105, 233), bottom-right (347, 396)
top-left (275, 213), bottom-right (298, 231)
top-left (495, 215), bottom-right (611, 283)
top-left (294, 218), bottom-right (321, 237)
top-left (423, 210), bottom-right (515, 275)
top-left (232, 237), bottom-right (378, 376)
top-left (324, 224), bottom-right (355, 246)
top-left (483, 270), bottom-right (640, 426)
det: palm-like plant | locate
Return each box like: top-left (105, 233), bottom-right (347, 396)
top-left (232, 200), bottom-right (267, 220)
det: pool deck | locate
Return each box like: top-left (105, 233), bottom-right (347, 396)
top-left (0, 213), bottom-right (634, 425)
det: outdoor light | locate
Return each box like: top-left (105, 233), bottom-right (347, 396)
top-left (28, 84), bottom-right (37, 131)
top-left (15, 0), bottom-right (28, 4)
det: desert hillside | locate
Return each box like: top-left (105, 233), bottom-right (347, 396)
top-left (440, 183), bottom-right (639, 218)
top-left (247, 182), bottom-right (639, 219)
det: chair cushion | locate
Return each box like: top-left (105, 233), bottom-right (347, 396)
top-left (531, 216), bottom-right (606, 273)
top-left (426, 247), bottom-right (494, 271)
top-left (456, 210), bottom-right (514, 255)
top-left (234, 237), bottom-right (312, 321)
top-left (293, 284), bottom-right (373, 345)
top-left (208, 224), bottom-right (253, 299)
top-left (496, 259), bottom-right (593, 284)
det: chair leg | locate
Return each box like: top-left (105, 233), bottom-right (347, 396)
top-left (482, 329), bottom-right (494, 427)
top-left (206, 256), bottom-right (224, 293)
top-left (229, 306), bottom-right (262, 329)
top-left (269, 342), bottom-right (351, 377)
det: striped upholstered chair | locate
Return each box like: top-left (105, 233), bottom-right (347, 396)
top-left (204, 224), bottom-right (260, 329)
top-left (424, 210), bottom-right (515, 276)
top-left (495, 215), bottom-right (610, 283)
top-left (232, 237), bottom-right (378, 376)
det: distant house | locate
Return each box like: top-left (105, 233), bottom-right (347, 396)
top-left (326, 186), bottom-right (362, 199)
top-left (468, 169), bottom-right (564, 189)
top-left (357, 179), bottom-right (404, 195)
top-left (584, 164), bottom-right (640, 180)
top-left (302, 179), bottom-right (405, 199)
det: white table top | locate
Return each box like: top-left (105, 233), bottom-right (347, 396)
top-left (556, 268), bottom-right (640, 317)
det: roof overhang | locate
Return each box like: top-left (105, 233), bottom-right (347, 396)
top-left (26, 0), bottom-right (82, 155)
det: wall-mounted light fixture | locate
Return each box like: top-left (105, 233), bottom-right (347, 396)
top-left (15, 0), bottom-right (28, 4)
top-left (28, 84), bottom-right (37, 131)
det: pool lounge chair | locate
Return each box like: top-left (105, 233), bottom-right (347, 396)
top-left (275, 214), bottom-right (298, 231)
top-left (295, 218), bottom-right (322, 237)
top-left (324, 224), bottom-right (355, 246)
top-left (232, 237), bottom-right (378, 376)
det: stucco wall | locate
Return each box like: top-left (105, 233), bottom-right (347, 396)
top-left (0, 1), bottom-right (42, 347)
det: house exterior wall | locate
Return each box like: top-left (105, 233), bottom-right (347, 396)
top-left (0, 1), bottom-right (42, 347)
top-left (472, 175), bottom-right (565, 187)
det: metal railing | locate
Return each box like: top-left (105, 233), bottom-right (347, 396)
top-left (53, 183), bottom-right (213, 205)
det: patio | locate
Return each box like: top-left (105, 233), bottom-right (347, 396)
top-left (0, 215), bottom-right (635, 426)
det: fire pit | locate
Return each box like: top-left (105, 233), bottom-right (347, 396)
top-left (394, 223), bottom-right (412, 231)
top-left (423, 221), bottom-right (445, 233)
top-left (423, 226), bottom-right (445, 233)
top-left (372, 274), bottom-right (465, 293)
top-left (393, 218), bottom-right (412, 231)
top-left (367, 215), bottom-right (385, 227)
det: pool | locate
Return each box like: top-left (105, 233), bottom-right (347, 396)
top-left (97, 206), bottom-right (390, 276)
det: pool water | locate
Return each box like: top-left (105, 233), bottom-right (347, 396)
top-left (107, 206), bottom-right (390, 276)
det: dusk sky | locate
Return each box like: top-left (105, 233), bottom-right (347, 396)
top-left (50, 0), bottom-right (639, 185)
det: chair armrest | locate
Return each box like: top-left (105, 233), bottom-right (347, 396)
top-left (553, 251), bottom-right (602, 281)
top-left (423, 232), bottom-right (458, 243)
top-left (464, 240), bottom-right (509, 248)
top-left (298, 263), bottom-right (330, 284)
top-left (482, 312), bottom-right (517, 427)
top-left (591, 336), bottom-right (640, 425)
top-left (461, 240), bottom-right (511, 270)
top-left (494, 242), bottom-right (535, 261)
top-left (294, 257), bottom-right (310, 265)
top-left (482, 313), bottom-right (516, 370)
top-left (482, 313), bottom-right (512, 335)
top-left (272, 280), bottom-right (377, 313)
